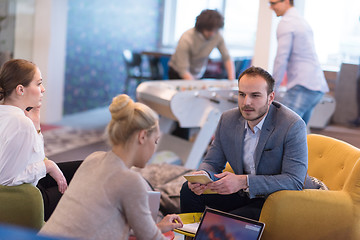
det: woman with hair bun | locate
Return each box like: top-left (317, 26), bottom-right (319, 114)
top-left (40, 94), bottom-right (183, 240)
top-left (0, 59), bottom-right (82, 221)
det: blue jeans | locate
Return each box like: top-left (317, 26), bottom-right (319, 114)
top-left (279, 85), bottom-right (324, 124)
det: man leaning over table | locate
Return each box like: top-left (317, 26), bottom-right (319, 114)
top-left (168, 9), bottom-right (235, 80)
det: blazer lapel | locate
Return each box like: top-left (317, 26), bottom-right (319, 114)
top-left (254, 104), bottom-right (276, 171)
top-left (234, 116), bottom-right (246, 174)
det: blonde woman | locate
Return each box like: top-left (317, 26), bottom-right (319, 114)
top-left (40, 94), bottom-right (183, 240)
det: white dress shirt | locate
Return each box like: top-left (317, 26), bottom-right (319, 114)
top-left (243, 115), bottom-right (267, 175)
top-left (273, 7), bottom-right (329, 93)
top-left (0, 105), bottom-right (46, 186)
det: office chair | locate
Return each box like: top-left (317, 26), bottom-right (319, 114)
top-left (259, 134), bottom-right (360, 239)
top-left (183, 134), bottom-right (360, 239)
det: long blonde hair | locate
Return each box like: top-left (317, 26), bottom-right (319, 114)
top-left (106, 94), bottom-right (158, 146)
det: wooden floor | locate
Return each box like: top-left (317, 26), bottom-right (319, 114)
top-left (311, 124), bottom-right (360, 148)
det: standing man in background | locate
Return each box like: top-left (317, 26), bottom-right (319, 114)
top-left (168, 9), bottom-right (235, 80)
top-left (270, 0), bottom-right (329, 124)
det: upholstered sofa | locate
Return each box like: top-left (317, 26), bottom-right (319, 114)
top-left (0, 183), bottom-right (44, 230)
top-left (257, 134), bottom-right (360, 240)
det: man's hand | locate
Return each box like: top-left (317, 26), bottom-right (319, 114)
top-left (44, 159), bottom-right (68, 194)
top-left (207, 172), bottom-right (248, 195)
top-left (188, 181), bottom-right (209, 195)
top-left (187, 170), bottom-right (211, 195)
top-left (224, 59), bottom-right (235, 80)
top-left (182, 71), bottom-right (195, 80)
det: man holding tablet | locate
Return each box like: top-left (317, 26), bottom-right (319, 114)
top-left (180, 66), bottom-right (308, 220)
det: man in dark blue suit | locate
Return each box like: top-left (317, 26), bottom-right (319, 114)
top-left (180, 66), bottom-right (308, 220)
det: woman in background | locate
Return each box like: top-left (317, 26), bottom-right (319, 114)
top-left (0, 59), bottom-right (81, 221)
top-left (40, 94), bottom-right (183, 240)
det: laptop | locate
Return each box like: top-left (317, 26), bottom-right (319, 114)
top-left (178, 207), bottom-right (265, 240)
top-left (147, 191), bottom-right (161, 221)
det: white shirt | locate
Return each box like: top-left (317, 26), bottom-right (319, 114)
top-left (243, 115), bottom-right (266, 175)
top-left (273, 7), bottom-right (329, 93)
top-left (0, 105), bottom-right (46, 186)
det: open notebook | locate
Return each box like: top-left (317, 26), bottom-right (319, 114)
top-left (177, 207), bottom-right (265, 240)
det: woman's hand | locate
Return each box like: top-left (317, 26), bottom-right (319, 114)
top-left (157, 214), bottom-right (183, 233)
top-left (44, 159), bottom-right (68, 194)
top-left (24, 106), bottom-right (41, 131)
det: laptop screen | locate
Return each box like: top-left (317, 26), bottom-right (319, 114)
top-left (194, 208), bottom-right (265, 240)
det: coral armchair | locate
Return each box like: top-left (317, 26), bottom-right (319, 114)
top-left (259, 134), bottom-right (360, 240)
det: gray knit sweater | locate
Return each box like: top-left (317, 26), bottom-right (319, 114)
top-left (39, 151), bottom-right (165, 240)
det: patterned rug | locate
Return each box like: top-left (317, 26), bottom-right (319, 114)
top-left (43, 127), bottom-right (106, 156)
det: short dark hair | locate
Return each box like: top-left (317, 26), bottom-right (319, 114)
top-left (238, 66), bottom-right (275, 95)
top-left (195, 9), bottom-right (224, 32)
top-left (0, 59), bottom-right (37, 101)
top-left (289, 0), bottom-right (294, 6)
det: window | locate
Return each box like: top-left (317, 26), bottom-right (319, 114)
top-left (222, 0), bottom-right (259, 51)
top-left (163, 0), bottom-right (359, 70)
top-left (304, 0), bottom-right (360, 70)
top-left (162, 0), bottom-right (259, 57)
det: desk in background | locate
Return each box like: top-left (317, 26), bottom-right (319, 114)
top-left (141, 49), bottom-right (252, 80)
